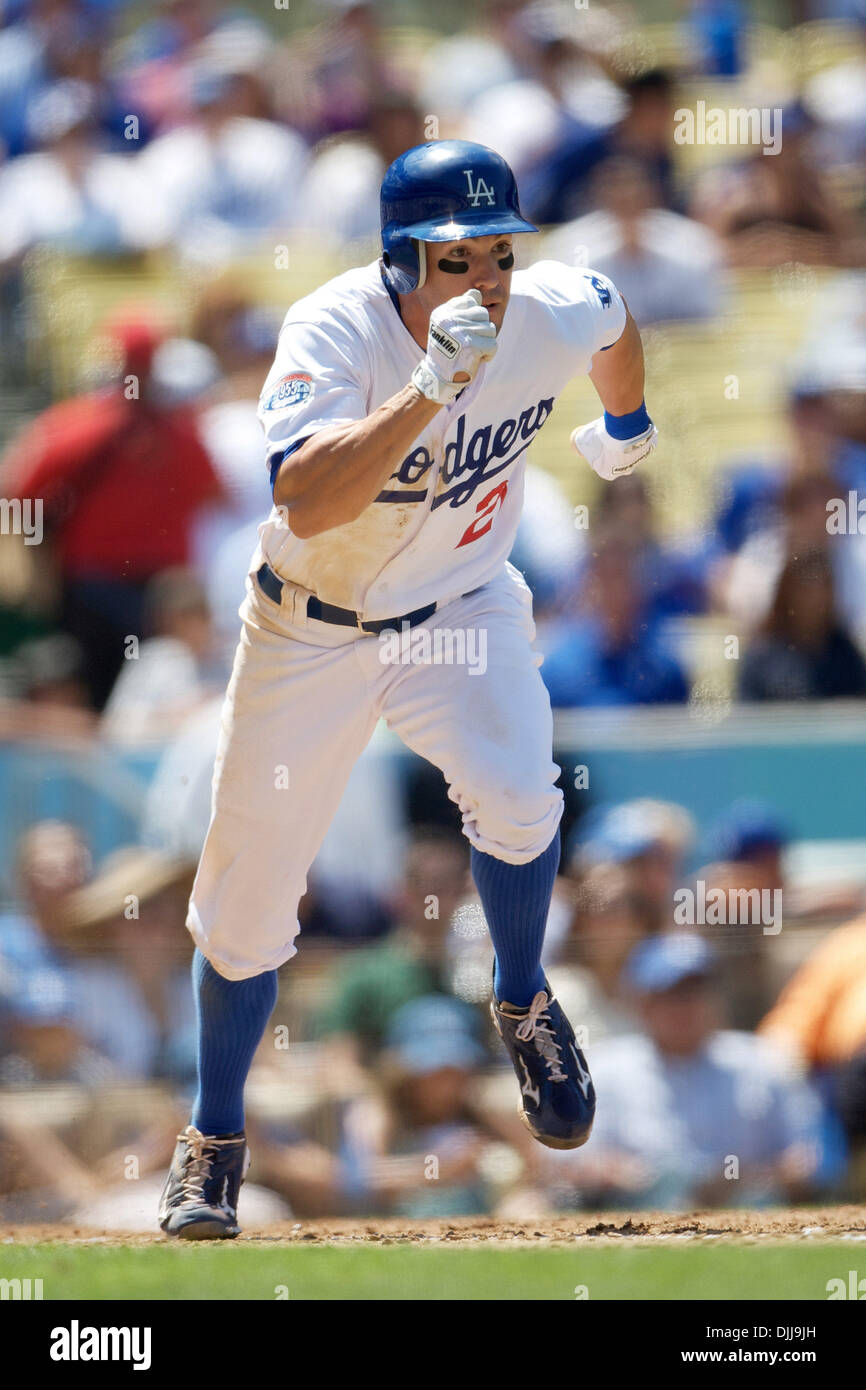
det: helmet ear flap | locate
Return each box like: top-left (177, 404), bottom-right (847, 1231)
top-left (381, 238), bottom-right (424, 293)
top-left (414, 240), bottom-right (427, 291)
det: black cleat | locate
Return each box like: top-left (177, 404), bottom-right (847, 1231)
top-left (492, 985), bottom-right (595, 1150)
top-left (159, 1125), bottom-right (249, 1239)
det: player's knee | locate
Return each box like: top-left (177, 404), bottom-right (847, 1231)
top-left (468, 777), bottom-right (563, 863)
top-left (187, 900), bottom-right (300, 980)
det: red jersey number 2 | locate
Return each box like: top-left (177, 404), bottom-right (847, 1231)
top-left (456, 480), bottom-right (508, 548)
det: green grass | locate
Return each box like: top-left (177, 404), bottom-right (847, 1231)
top-left (0, 1241), bottom-right (858, 1301)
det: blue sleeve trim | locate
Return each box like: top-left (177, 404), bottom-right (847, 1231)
top-left (269, 436), bottom-right (310, 491)
top-left (604, 401), bottom-right (651, 441)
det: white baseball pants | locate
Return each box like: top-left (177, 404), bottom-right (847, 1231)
top-left (187, 562), bottom-right (563, 979)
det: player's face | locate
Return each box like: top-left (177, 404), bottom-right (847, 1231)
top-left (419, 233), bottom-right (514, 333)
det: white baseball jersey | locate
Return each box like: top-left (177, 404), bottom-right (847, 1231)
top-left (256, 259), bottom-right (626, 617)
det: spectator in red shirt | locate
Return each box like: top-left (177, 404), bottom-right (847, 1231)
top-left (2, 314), bottom-right (223, 708)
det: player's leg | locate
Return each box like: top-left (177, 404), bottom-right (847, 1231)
top-left (161, 595), bottom-right (379, 1237)
top-left (375, 565), bottom-right (594, 1148)
top-left (375, 565), bottom-right (561, 996)
top-left (187, 615), bottom-right (378, 981)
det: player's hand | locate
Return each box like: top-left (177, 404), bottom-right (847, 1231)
top-left (571, 415), bottom-right (658, 482)
top-left (412, 289), bottom-right (498, 404)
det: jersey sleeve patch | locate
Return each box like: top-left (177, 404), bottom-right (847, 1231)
top-left (260, 372), bottom-right (313, 412)
top-left (582, 269), bottom-right (626, 352)
top-left (586, 273), bottom-right (613, 309)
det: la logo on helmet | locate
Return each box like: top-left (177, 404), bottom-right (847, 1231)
top-left (463, 169), bottom-right (496, 207)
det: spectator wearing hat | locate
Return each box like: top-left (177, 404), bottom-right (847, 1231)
top-left (694, 799), bottom-right (864, 1030)
top-left (567, 798), bottom-right (696, 934)
top-left (541, 933), bottom-right (826, 1210)
top-left (336, 995), bottom-right (495, 1218)
top-left (0, 825), bottom-right (196, 1085)
top-left (703, 798), bottom-right (790, 886)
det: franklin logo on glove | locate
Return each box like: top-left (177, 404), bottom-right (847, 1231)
top-left (429, 324), bottom-right (460, 360)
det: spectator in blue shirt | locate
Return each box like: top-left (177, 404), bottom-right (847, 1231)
top-left (541, 933), bottom-right (830, 1210)
top-left (542, 534), bottom-right (690, 708)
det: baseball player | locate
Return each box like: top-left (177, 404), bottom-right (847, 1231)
top-left (159, 141), bottom-right (657, 1238)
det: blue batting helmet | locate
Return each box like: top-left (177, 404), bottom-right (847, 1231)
top-left (380, 140), bottom-right (538, 294)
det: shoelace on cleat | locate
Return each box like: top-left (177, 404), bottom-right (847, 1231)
top-left (176, 1128), bottom-right (242, 1206)
top-left (514, 991), bottom-right (568, 1083)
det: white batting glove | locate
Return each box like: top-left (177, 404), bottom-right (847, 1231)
top-left (412, 289), bottom-right (498, 404)
top-left (571, 415), bottom-right (658, 482)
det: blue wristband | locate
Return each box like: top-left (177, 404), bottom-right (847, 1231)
top-left (604, 400), bottom-right (652, 441)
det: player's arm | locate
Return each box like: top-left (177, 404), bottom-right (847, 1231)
top-left (273, 386), bottom-right (441, 538)
top-left (273, 290), bottom-right (496, 538)
top-left (588, 305), bottom-right (645, 416)
top-left (572, 279), bottom-right (658, 482)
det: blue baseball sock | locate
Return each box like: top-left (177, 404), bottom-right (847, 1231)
top-left (190, 949), bottom-right (278, 1136)
top-left (471, 831), bottom-right (560, 1008)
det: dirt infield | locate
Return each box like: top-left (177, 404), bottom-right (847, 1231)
top-left (5, 1205), bottom-right (866, 1246)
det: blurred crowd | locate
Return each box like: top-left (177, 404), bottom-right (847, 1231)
top-left (0, 0), bottom-right (865, 272)
top-left (2, 0), bottom-right (866, 729)
top-left (2, 800), bottom-right (865, 1223)
top-left (1, 0), bottom-right (866, 1224)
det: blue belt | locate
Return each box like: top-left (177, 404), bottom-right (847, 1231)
top-left (255, 563), bottom-right (437, 635)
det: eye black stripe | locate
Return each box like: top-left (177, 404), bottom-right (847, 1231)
top-left (497, 252), bottom-right (514, 270)
top-left (438, 259), bottom-right (470, 274)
